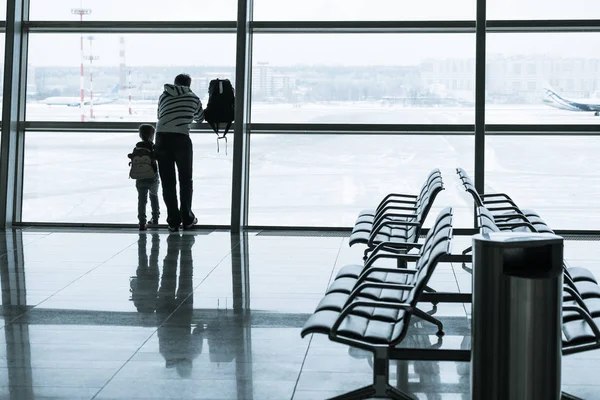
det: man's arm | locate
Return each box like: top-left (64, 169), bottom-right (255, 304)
top-left (193, 96), bottom-right (205, 123)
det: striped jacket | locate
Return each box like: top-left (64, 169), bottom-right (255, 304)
top-left (156, 84), bottom-right (205, 135)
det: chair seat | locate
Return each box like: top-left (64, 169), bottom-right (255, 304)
top-left (349, 225), bottom-right (413, 247)
top-left (564, 281), bottom-right (600, 302)
top-left (327, 272), bottom-right (413, 295)
top-left (315, 291), bottom-right (410, 322)
top-left (335, 264), bottom-right (365, 280)
top-left (568, 267), bottom-right (597, 283)
top-left (563, 298), bottom-right (600, 322)
top-left (301, 309), bottom-right (407, 345)
top-left (563, 316), bottom-right (600, 347)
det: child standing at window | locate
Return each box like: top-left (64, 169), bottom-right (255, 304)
top-left (128, 124), bottom-right (160, 230)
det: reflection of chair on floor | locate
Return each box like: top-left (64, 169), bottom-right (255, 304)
top-left (301, 219), bottom-right (453, 400)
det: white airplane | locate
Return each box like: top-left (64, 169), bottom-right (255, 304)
top-left (543, 87), bottom-right (600, 116)
top-left (40, 84), bottom-right (120, 107)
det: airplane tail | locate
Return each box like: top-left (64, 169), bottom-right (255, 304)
top-left (108, 84), bottom-right (120, 96)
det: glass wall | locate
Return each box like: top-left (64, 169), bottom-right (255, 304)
top-left (248, 134), bottom-right (474, 228)
top-left (486, 135), bottom-right (600, 230)
top-left (251, 34), bottom-right (475, 124)
top-left (487, 0), bottom-right (600, 20)
top-left (22, 132), bottom-right (233, 225)
top-left (486, 33), bottom-right (600, 125)
top-left (27, 34), bottom-right (235, 122)
top-left (0, 0), bottom-right (596, 231)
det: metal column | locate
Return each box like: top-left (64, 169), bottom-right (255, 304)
top-left (0, 0), bottom-right (29, 227)
top-left (474, 0), bottom-right (486, 226)
top-left (230, 0), bottom-right (253, 233)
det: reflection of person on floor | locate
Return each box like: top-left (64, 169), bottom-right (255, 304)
top-left (156, 234), bottom-right (203, 378)
top-left (130, 233), bottom-right (160, 313)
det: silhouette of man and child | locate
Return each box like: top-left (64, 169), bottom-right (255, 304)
top-left (129, 73), bottom-right (203, 232)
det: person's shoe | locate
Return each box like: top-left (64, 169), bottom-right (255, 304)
top-left (168, 225), bottom-right (179, 233)
top-left (148, 218), bottom-right (159, 226)
top-left (139, 223), bottom-right (147, 231)
top-left (183, 218), bottom-right (198, 230)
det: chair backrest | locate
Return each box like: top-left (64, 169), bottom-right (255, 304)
top-left (407, 179), bottom-right (445, 238)
top-left (389, 214), bottom-right (453, 344)
top-left (476, 206), bottom-right (501, 234)
top-left (419, 169), bottom-right (442, 196)
top-left (456, 168), bottom-right (484, 206)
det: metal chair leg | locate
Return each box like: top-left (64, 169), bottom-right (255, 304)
top-left (327, 349), bottom-right (418, 400)
top-left (413, 307), bottom-right (444, 336)
top-left (386, 385), bottom-right (418, 400)
top-left (562, 392), bottom-right (584, 400)
top-left (462, 246), bottom-right (473, 273)
top-left (327, 384), bottom-right (376, 400)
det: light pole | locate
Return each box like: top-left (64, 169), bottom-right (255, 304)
top-left (84, 36), bottom-right (99, 119)
top-left (71, 6), bottom-right (91, 122)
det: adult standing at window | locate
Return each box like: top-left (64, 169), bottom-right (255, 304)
top-left (155, 74), bottom-right (204, 232)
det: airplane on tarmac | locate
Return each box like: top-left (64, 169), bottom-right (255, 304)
top-left (40, 84), bottom-right (120, 107)
top-left (543, 87), bottom-right (600, 116)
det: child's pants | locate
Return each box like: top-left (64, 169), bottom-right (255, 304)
top-left (136, 176), bottom-right (160, 224)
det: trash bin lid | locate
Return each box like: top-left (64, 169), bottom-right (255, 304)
top-left (473, 232), bottom-right (563, 247)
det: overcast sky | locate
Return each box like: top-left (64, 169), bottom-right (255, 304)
top-left (0, 0), bottom-right (596, 67)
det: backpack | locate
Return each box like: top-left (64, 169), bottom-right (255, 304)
top-left (128, 146), bottom-right (156, 180)
top-left (204, 79), bottom-right (235, 153)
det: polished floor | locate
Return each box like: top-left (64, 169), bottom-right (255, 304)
top-left (0, 228), bottom-right (597, 399)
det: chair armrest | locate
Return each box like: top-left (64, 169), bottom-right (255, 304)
top-left (371, 212), bottom-right (417, 230)
top-left (562, 305), bottom-right (600, 339)
top-left (369, 219), bottom-right (419, 244)
top-left (365, 253), bottom-right (421, 268)
top-left (356, 267), bottom-right (418, 286)
top-left (563, 285), bottom-right (589, 313)
top-left (331, 300), bottom-right (414, 340)
top-left (373, 205), bottom-right (419, 220)
top-left (369, 241), bottom-right (423, 255)
top-left (375, 200), bottom-right (418, 214)
top-left (366, 242), bottom-right (417, 262)
top-left (481, 193), bottom-right (515, 201)
top-left (345, 282), bottom-right (415, 307)
top-left (496, 221), bottom-right (537, 232)
top-left (487, 206), bottom-right (524, 214)
top-left (483, 198), bottom-right (518, 205)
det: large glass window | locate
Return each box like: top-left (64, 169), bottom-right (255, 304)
top-left (253, 0), bottom-right (475, 21)
top-left (486, 136), bottom-right (600, 230)
top-left (29, 0), bottom-right (237, 21)
top-left (22, 131), bottom-right (233, 225)
top-left (248, 134), bottom-right (474, 228)
top-left (488, 0), bottom-right (600, 20)
top-left (26, 34), bottom-right (235, 122)
top-left (486, 33), bottom-right (600, 125)
top-left (251, 34), bottom-right (475, 124)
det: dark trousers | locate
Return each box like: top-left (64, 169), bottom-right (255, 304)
top-left (136, 176), bottom-right (160, 224)
top-left (155, 133), bottom-right (195, 228)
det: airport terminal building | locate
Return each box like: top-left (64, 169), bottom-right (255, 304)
top-left (0, 0), bottom-right (597, 399)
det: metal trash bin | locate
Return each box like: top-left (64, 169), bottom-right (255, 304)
top-left (471, 232), bottom-right (563, 400)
